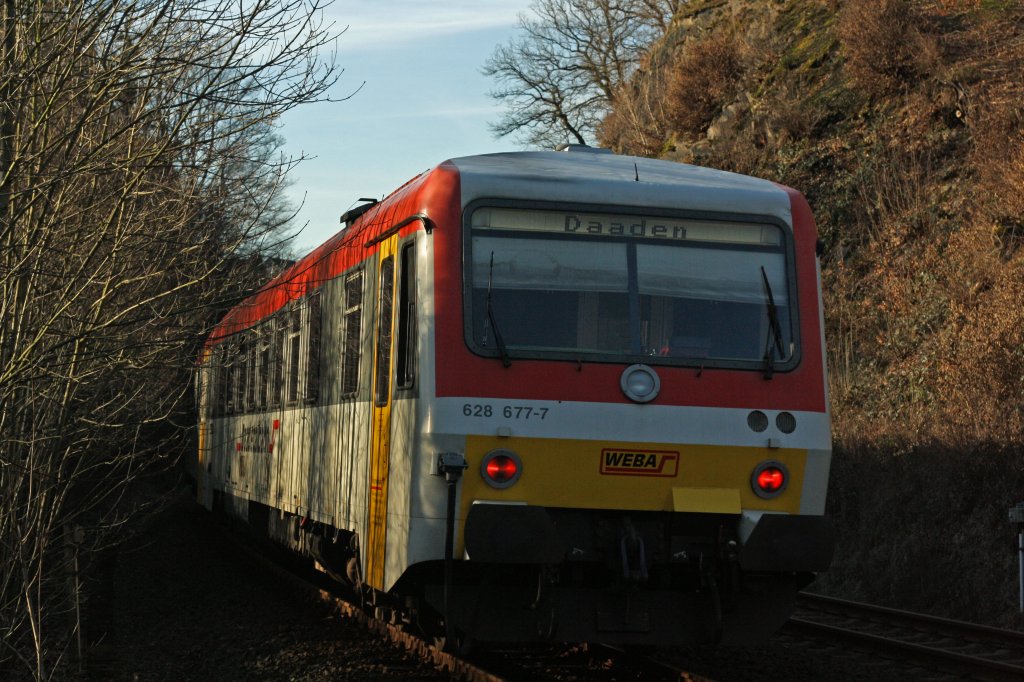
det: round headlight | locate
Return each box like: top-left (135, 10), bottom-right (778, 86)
top-left (620, 364), bottom-right (660, 403)
top-left (776, 411), bottom-right (797, 434)
top-left (747, 410), bottom-right (769, 432)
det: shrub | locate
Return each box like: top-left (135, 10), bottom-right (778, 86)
top-left (838, 0), bottom-right (939, 97)
top-left (599, 52), bottom-right (673, 157)
top-left (664, 31), bottom-right (744, 137)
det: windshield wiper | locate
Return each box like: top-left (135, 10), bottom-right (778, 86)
top-left (761, 266), bottom-right (785, 380)
top-left (485, 252), bottom-right (511, 368)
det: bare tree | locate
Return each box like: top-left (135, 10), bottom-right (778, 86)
top-left (0, 0), bottom-right (345, 677)
top-left (482, 0), bottom-right (680, 148)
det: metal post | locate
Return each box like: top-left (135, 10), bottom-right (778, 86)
top-left (73, 547), bottom-right (82, 672)
top-left (66, 525), bottom-right (85, 673)
top-left (1019, 531), bottom-right (1023, 614)
top-left (1008, 504), bottom-right (1024, 614)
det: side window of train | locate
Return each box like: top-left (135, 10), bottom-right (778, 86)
top-left (229, 342), bottom-right (240, 411)
top-left (286, 306), bottom-right (301, 405)
top-left (374, 256), bottom-right (395, 407)
top-left (236, 337), bottom-right (247, 413)
top-left (396, 242), bottom-right (416, 390)
top-left (223, 342), bottom-right (235, 415)
top-left (341, 269), bottom-right (363, 397)
top-left (212, 348), bottom-right (223, 418)
top-left (258, 321), bottom-right (272, 411)
top-left (244, 331), bottom-right (257, 411)
top-left (233, 341), bottom-right (244, 413)
top-left (305, 291), bottom-right (321, 405)
top-left (273, 316), bottom-right (284, 408)
top-left (209, 348), bottom-right (219, 418)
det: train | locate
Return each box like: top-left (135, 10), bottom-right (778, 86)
top-left (194, 146), bottom-right (834, 649)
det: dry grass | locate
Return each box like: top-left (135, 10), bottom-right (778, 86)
top-left (932, 227), bottom-right (1024, 444)
top-left (965, 9), bottom-right (1024, 252)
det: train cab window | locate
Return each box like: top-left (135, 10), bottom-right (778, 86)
top-left (467, 207), bottom-right (796, 370)
top-left (396, 242), bottom-right (416, 390)
top-left (374, 256), bottom-right (395, 407)
top-left (341, 269), bottom-right (363, 397)
top-left (305, 292), bottom-right (321, 405)
top-left (285, 307), bottom-right (301, 405)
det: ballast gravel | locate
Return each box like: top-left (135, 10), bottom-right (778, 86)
top-left (101, 495), bottom-right (447, 681)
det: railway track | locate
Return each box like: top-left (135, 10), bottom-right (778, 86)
top-left (211, 517), bottom-right (1024, 681)
top-left (219, 525), bottom-right (499, 680)
top-left (306, 579), bottom-right (703, 680)
top-left (788, 592), bottom-right (1024, 680)
top-left (225, 521), bottom-right (698, 681)
top-left (294, 574), bottom-right (702, 680)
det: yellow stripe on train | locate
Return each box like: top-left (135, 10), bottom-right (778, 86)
top-left (461, 435), bottom-right (807, 516)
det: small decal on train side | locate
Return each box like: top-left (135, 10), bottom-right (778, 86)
top-left (238, 422), bottom-right (276, 454)
top-left (599, 449), bottom-right (680, 477)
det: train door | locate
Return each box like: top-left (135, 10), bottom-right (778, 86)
top-left (365, 235), bottom-right (398, 589)
top-left (196, 353), bottom-right (213, 510)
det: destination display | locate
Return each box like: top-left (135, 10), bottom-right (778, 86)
top-left (471, 207), bottom-right (782, 246)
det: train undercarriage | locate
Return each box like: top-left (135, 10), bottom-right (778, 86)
top-left (215, 490), bottom-right (833, 649)
top-left (411, 504), bottom-right (833, 647)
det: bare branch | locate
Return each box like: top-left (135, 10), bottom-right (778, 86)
top-left (0, 0), bottom-right (345, 676)
top-left (482, 0), bottom-right (675, 148)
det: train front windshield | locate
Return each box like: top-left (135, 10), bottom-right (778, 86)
top-left (467, 207), bottom-right (796, 368)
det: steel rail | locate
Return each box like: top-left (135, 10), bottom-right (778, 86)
top-left (799, 592), bottom-right (1024, 647)
top-left (791, 593), bottom-right (1024, 680)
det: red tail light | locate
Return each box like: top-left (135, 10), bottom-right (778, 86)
top-left (751, 460), bottom-right (789, 499)
top-left (757, 467), bottom-right (785, 492)
top-left (480, 449), bottom-right (522, 489)
top-left (486, 456), bottom-right (518, 482)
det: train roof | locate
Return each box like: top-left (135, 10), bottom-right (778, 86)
top-left (447, 149), bottom-right (793, 224)
top-left (205, 149), bottom-right (798, 347)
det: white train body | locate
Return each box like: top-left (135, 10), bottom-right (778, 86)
top-left (195, 149), bottom-right (833, 645)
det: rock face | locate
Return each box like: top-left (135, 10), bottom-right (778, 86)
top-left (102, 495), bottom-right (446, 681)
top-left (707, 101), bottom-right (748, 140)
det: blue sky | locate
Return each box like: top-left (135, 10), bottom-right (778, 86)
top-left (279, 1), bottom-right (535, 252)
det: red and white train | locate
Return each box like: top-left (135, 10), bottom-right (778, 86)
top-left (195, 146), bottom-right (833, 647)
